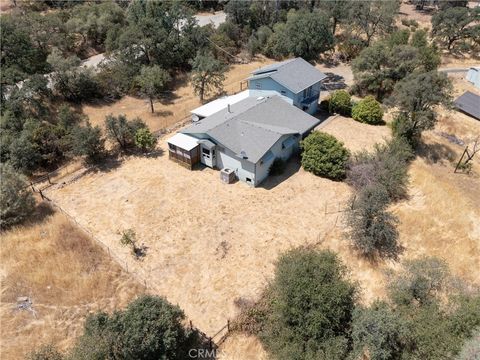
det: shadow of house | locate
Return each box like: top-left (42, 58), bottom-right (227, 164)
top-left (260, 156), bottom-right (302, 190)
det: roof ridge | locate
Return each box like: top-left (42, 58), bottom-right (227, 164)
top-left (241, 119), bottom-right (296, 135)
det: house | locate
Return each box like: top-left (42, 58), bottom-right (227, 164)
top-left (190, 89), bottom-right (293, 122)
top-left (466, 67), bottom-right (480, 89)
top-left (454, 91), bottom-right (480, 120)
top-left (247, 58), bottom-right (327, 115)
top-left (167, 95), bottom-right (320, 186)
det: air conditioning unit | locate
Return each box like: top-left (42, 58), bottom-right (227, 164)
top-left (220, 168), bottom-right (236, 184)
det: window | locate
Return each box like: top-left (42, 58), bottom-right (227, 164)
top-left (303, 86), bottom-right (312, 98)
top-left (168, 143), bottom-right (175, 151)
top-left (246, 177), bottom-right (252, 183)
top-left (255, 83), bottom-right (262, 89)
top-left (281, 90), bottom-right (286, 95)
top-left (202, 148), bottom-right (210, 155)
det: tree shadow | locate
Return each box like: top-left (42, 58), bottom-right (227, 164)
top-left (143, 148), bottom-right (165, 159)
top-left (27, 201), bottom-right (56, 226)
top-left (152, 110), bottom-right (173, 117)
top-left (260, 157), bottom-right (301, 190)
top-left (133, 244), bottom-right (148, 260)
top-left (317, 55), bottom-right (340, 68)
top-left (322, 72), bottom-right (347, 91)
top-left (87, 152), bottom-right (123, 174)
top-left (417, 141), bottom-right (456, 165)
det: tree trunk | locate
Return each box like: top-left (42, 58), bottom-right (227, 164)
top-left (149, 97), bottom-right (154, 113)
top-left (447, 38), bottom-right (455, 51)
top-left (200, 78), bottom-right (205, 103)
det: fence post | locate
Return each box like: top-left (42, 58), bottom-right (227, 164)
top-left (190, 320), bottom-right (193, 330)
top-left (47, 174), bottom-right (52, 185)
top-left (227, 319), bottom-right (230, 332)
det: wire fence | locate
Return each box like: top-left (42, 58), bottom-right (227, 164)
top-left (31, 185), bottom-right (232, 347)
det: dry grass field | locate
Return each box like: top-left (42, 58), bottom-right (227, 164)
top-left (43, 116), bottom-right (391, 338)
top-left (44, 77), bottom-right (480, 359)
top-left (0, 210), bottom-right (143, 359)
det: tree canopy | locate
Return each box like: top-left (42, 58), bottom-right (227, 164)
top-left (389, 71), bottom-right (452, 145)
top-left (0, 163), bottom-right (35, 229)
top-left (69, 295), bottom-right (202, 360)
top-left (258, 248), bottom-right (357, 360)
top-left (190, 52), bottom-right (226, 102)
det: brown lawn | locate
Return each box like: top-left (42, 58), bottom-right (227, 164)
top-left (82, 58), bottom-right (276, 132)
top-left (0, 211), bottom-right (143, 359)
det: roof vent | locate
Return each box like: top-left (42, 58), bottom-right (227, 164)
top-left (240, 150), bottom-right (248, 159)
top-left (227, 104), bottom-right (232, 113)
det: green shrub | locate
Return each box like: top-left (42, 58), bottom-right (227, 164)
top-left (105, 114), bottom-right (147, 150)
top-left (352, 301), bottom-right (410, 360)
top-left (134, 127), bottom-right (157, 152)
top-left (269, 157), bottom-right (286, 176)
top-left (300, 131), bottom-right (350, 180)
top-left (352, 96), bottom-right (384, 124)
top-left (347, 184), bottom-right (399, 259)
top-left (258, 248), bottom-right (356, 360)
top-left (319, 98), bottom-right (330, 112)
top-left (329, 90), bottom-right (352, 116)
top-left (28, 345), bottom-right (63, 360)
top-left (387, 257), bottom-right (450, 306)
top-left (69, 295), bottom-right (201, 360)
top-left (347, 138), bottom-right (413, 202)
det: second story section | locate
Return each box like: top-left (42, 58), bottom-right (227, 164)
top-left (247, 58), bottom-right (327, 115)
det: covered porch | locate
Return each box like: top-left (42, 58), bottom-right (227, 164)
top-left (167, 133), bottom-right (201, 170)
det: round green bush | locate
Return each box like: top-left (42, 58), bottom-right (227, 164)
top-left (329, 90), bottom-right (352, 116)
top-left (300, 131), bottom-right (350, 180)
top-left (351, 96), bottom-right (384, 125)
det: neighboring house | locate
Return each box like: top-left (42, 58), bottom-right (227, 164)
top-left (466, 67), bottom-right (480, 89)
top-left (454, 91), bottom-right (480, 120)
top-left (168, 95), bottom-right (320, 186)
top-left (247, 58), bottom-right (327, 115)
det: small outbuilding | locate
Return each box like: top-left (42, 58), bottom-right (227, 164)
top-left (167, 133), bottom-right (201, 169)
top-left (466, 67), bottom-right (480, 89)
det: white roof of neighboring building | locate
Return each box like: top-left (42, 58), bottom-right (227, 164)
top-left (191, 90), bottom-right (251, 118)
top-left (167, 133), bottom-right (199, 151)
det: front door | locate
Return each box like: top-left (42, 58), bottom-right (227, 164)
top-left (201, 146), bottom-right (216, 168)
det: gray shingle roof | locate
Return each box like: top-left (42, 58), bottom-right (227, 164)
top-left (249, 58), bottom-right (327, 94)
top-left (454, 91), bottom-right (480, 120)
top-left (181, 96), bottom-right (320, 163)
